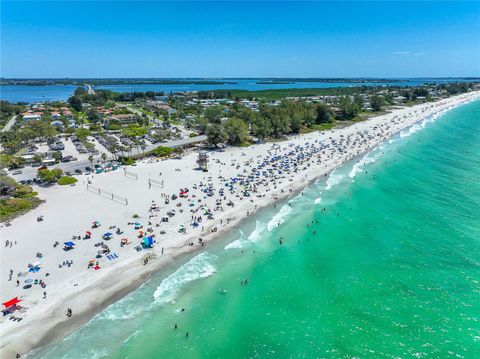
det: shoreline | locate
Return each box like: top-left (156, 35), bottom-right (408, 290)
top-left (1, 92), bottom-right (479, 358)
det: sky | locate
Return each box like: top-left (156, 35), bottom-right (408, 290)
top-left (1, 1), bottom-right (479, 78)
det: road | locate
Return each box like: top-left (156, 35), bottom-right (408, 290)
top-left (2, 115), bottom-right (17, 132)
top-left (86, 84), bottom-right (96, 95)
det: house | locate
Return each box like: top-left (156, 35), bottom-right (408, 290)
top-left (106, 114), bottom-right (137, 125)
top-left (51, 120), bottom-right (64, 127)
top-left (61, 108), bottom-right (74, 120)
top-left (146, 100), bottom-right (177, 115)
top-left (22, 112), bottom-right (42, 121)
top-left (51, 112), bottom-right (61, 120)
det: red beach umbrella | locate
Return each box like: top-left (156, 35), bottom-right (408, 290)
top-left (2, 297), bottom-right (21, 309)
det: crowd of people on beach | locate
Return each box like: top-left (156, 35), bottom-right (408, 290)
top-left (2, 94), bottom-right (478, 358)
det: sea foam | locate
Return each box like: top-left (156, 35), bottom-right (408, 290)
top-left (248, 220), bottom-right (267, 241)
top-left (325, 170), bottom-right (344, 190)
top-left (225, 230), bottom-right (251, 250)
top-left (153, 252), bottom-right (216, 303)
top-left (267, 204), bottom-right (292, 231)
top-left (349, 148), bottom-right (383, 179)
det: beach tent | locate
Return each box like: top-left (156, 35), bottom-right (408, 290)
top-left (142, 236), bottom-right (154, 248)
top-left (2, 297), bottom-right (21, 309)
top-left (2, 297), bottom-right (22, 315)
top-left (64, 242), bottom-right (75, 251)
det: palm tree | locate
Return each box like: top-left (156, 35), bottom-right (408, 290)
top-left (101, 152), bottom-right (107, 164)
top-left (109, 145), bottom-right (117, 160)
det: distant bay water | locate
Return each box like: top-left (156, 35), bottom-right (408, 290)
top-left (1, 78), bottom-right (476, 103)
top-left (34, 99), bottom-right (480, 358)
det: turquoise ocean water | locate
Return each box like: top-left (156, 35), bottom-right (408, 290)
top-left (35, 99), bottom-right (480, 358)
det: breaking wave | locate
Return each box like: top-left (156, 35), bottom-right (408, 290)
top-left (325, 170), bottom-right (344, 190)
top-left (153, 252), bottom-right (216, 303)
top-left (349, 148), bottom-right (383, 179)
top-left (248, 220), bottom-right (267, 241)
top-left (267, 204), bottom-right (292, 231)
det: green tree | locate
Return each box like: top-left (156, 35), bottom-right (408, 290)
top-left (370, 95), bottom-right (385, 112)
top-left (74, 87), bottom-right (87, 96)
top-left (68, 96), bottom-right (83, 112)
top-left (316, 104), bottom-right (334, 124)
top-left (251, 113), bottom-right (271, 140)
top-left (75, 128), bottom-right (91, 140)
top-left (206, 124), bottom-right (227, 147)
top-left (204, 106), bottom-right (224, 124)
top-left (0, 154), bottom-right (25, 169)
top-left (86, 108), bottom-right (101, 123)
top-left (37, 168), bottom-right (63, 182)
top-left (353, 94), bottom-right (364, 109)
top-left (52, 152), bottom-right (62, 162)
top-left (223, 118), bottom-right (249, 145)
top-left (338, 96), bottom-right (360, 121)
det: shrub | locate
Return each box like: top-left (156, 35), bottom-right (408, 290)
top-left (38, 168), bottom-right (63, 182)
top-left (57, 176), bottom-right (78, 186)
top-left (0, 197), bottom-right (42, 222)
top-left (120, 157), bottom-right (136, 165)
top-left (150, 146), bottom-right (173, 158)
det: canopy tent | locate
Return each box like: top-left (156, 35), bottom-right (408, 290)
top-left (2, 297), bottom-right (21, 309)
top-left (142, 236), bottom-right (154, 248)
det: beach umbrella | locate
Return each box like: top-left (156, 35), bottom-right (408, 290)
top-left (86, 231), bottom-right (92, 235)
top-left (3, 297), bottom-right (22, 308)
top-left (64, 241), bottom-right (75, 247)
top-left (2, 297), bottom-right (21, 309)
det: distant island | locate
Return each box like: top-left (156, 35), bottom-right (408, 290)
top-left (0, 78), bottom-right (239, 86)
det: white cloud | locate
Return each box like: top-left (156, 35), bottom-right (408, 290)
top-left (393, 51), bottom-right (411, 55)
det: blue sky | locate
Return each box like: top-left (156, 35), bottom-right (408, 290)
top-left (1, 1), bottom-right (479, 78)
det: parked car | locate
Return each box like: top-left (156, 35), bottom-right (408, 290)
top-left (12, 169), bottom-right (22, 175)
top-left (85, 166), bottom-right (93, 172)
top-left (74, 169), bottom-right (83, 175)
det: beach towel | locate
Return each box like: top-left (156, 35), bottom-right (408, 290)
top-left (106, 253), bottom-right (119, 261)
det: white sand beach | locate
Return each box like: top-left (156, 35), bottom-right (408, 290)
top-left (1, 91), bottom-right (479, 357)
